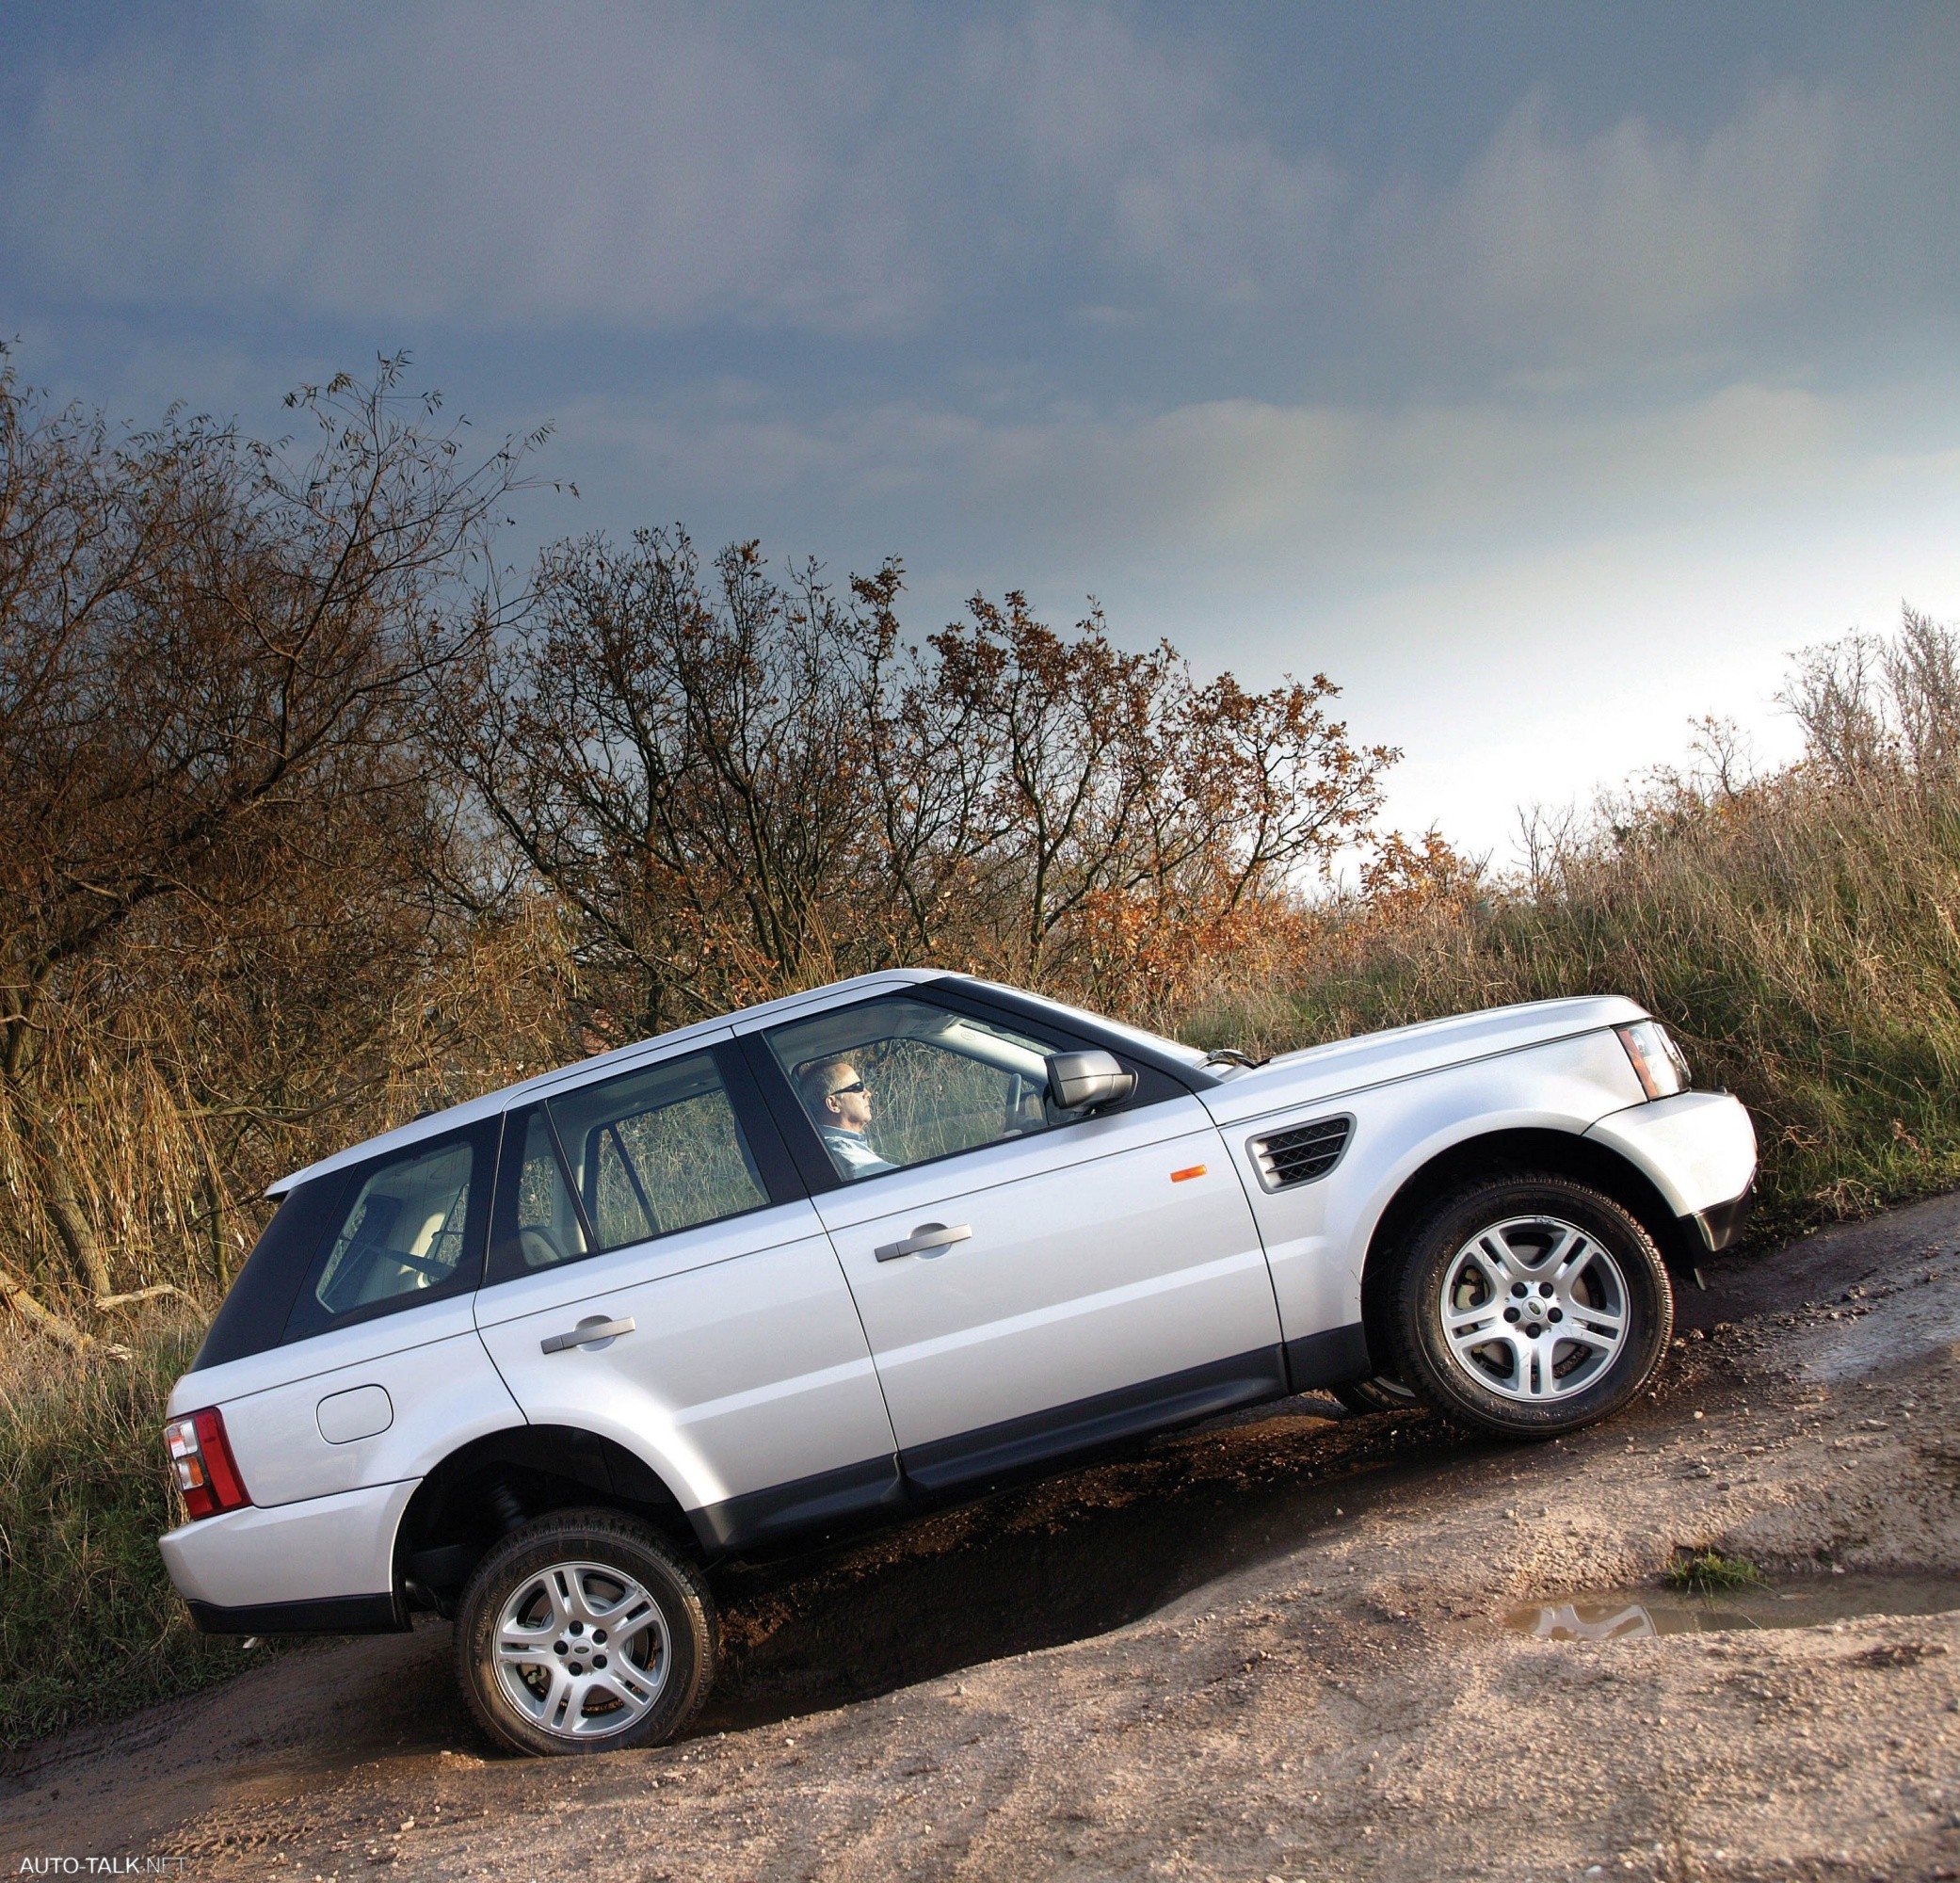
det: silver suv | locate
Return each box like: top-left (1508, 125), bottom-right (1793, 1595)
top-left (160, 972), bottom-right (1755, 1755)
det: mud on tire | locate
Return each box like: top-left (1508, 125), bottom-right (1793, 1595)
top-left (1330, 1375), bottom-right (1418, 1416)
top-left (456, 1507), bottom-right (717, 1757)
top-left (1386, 1172), bottom-right (1673, 1440)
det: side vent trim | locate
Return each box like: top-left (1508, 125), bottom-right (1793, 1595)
top-left (1247, 1115), bottom-right (1354, 1192)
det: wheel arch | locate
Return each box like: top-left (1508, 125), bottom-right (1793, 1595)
top-left (392, 1424), bottom-right (702, 1615)
top-left (1354, 1126), bottom-right (1690, 1376)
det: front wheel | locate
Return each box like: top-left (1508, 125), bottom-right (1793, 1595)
top-left (456, 1508), bottom-right (717, 1756)
top-left (1387, 1173), bottom-right (1673, 1440)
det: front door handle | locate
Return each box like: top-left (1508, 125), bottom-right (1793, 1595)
top-left (540, 1314), bottom-right (635, 1355)
top-left (876, 1222), bottom-right (972, 1263)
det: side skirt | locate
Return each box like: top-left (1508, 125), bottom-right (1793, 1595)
top-left (689, 1330), bottom-right (1374, 1556)
top-left (690, 1454), bottom-right (906, 1555)
top-left (900, 1346), bottom-right (1291, 1494)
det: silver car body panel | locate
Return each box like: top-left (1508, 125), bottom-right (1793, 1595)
top-left (169, 1293), bottom-right (522, 1509)
top-left (801, 1098), bottom-right (1278, 1453)
top-left (474, 1198), bottom-right (897, 1515)
top-left (1210, 1022), bottom-right (1654, 1347)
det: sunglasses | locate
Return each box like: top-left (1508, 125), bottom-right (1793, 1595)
top-left (829, 1079), bottom-right (866, 1096)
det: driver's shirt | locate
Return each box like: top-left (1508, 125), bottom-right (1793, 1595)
top-left (820, 1125), bottom-right (897, 1180)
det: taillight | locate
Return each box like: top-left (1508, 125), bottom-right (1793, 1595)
top-left (1616, 1021), bottom-right (1692, 1101)
top-left (164, 1408), bottom-right (251, 1521)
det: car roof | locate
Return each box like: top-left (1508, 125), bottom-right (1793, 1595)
top-left (266, 967), bottom-right (952, 1196)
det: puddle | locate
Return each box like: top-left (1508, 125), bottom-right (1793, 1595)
top-left (1504, 1575), bottom-right (1960, 1642)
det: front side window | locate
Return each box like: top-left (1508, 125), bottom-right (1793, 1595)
top-left (763, 996), bottom-right (1084, 1183)
top-left (285, 1134), bottom-right (483, 1339)
top-left (491, 1050), bottom-right (772, 1279)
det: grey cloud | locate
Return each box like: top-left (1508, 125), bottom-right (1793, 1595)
top-left (0, 3), bottom-right (1345, 333)
top-left (4, 1), bottom-right (930, 334)
top-left (1374, 84), bottom-right (1843, 360)
top-left (554, 374), bottom-right (1854, 587)
top-left (965, 6), bottom-right (1344, 307)
top-left (1, 0), bottom-right (1929, 374)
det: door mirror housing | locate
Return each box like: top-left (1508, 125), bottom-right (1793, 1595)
top-left (1045, 1050), bottom-right (1137, 1113)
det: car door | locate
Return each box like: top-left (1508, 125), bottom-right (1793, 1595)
top-left (213, 1119), bottom-right (523, 1507)
top-left (743, 990), bottom-right (1284, 1490)
top-left (473, 1038), bottom-right (902, 1551)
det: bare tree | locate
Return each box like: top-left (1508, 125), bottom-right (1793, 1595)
top-left (899, 592), bottom-right (1395, 998)
top-left (451, 547), bottom-right (1397, 1029)
top-left (0, 354), bottom-right (532, 1318)
top-left (439, 532), bottom-right (893, 1038)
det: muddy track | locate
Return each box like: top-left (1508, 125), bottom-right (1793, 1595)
top-left (6, 1197), bottom-right (1960, 1881)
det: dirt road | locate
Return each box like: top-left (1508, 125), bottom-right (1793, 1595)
top-left (7, 1197), bottom-right (1960, 1881)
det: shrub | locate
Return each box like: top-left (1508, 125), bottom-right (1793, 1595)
top-left (1181, 611), bottom-right (1960, 1243)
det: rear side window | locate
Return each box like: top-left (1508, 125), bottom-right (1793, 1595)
top-left (502, 1109), bottom-right (592, 1273)
top-left (312, 1142), bottom-right (474, 1312)
top-left (282, 1124), bottom-right (496, 1344)
top-left (487, 1050), bottom-right (772, 1283)
top-left (191, 1174), bottom-right (349, 1370)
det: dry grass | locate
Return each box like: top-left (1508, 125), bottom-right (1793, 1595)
top-left (1182, 632), bottom-right (1960, 1241)
top-left (1187, 766), bottom-right (1960, 1238)
top-left (0, 1301), bottom-right (262, 1746)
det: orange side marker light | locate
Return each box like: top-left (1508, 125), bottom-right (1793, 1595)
top-left (1170, 1165), bottom-right (1207, 1183)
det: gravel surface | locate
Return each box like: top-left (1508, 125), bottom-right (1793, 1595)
top-left (7, 1195), bottom-right (1960, 1881)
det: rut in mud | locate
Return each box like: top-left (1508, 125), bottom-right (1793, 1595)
top-left (6, 1193), bottom-right (1960, 1882)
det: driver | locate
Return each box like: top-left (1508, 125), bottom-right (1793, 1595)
top-left (795, 1056), bottom-right (896, 1180)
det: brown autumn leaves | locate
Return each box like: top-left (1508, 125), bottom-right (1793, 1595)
top-left (0, 358), bottom-right (1397, 1336)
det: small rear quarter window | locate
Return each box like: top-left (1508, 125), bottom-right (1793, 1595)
top-left (282, 1126), bottom-right (495, 1344)
top-left (191, 1173), bottom-right (349, 1371)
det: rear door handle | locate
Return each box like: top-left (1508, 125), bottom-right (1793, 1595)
top-left (540, 1314), bottom-right (635, 1355)
top-left (876, 1222), bottom-right (972, 1263)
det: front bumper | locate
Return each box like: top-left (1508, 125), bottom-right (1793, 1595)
top-left (1693, 1183), bottom-right (1756, 1252)
top-left (1583, 1089), bottom-right (1759, 1246)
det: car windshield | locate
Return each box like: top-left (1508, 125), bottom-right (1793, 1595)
top-left (960, 980), bottom-right (1213, 1072)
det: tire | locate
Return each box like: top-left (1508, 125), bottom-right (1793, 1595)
top-left (456, 1508), bottom-right (717, 1757)
top-left (1386, 1172), bottom-right (1673, 1440)
top-left (1330, 1375), bottom-right (1419, 1416)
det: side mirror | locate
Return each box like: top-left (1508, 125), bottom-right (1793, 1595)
top-left (1045, 1050), bottom-right (1137, 1113)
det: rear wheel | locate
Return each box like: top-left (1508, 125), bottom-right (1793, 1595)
top-left (456, 1508), bottom-right (716, 1757)
top-left (1387, 1173), bottom-right (1672, 1440)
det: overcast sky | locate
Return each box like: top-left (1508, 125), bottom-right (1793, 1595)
top-left (4, 1), bottom-right (1958, 854)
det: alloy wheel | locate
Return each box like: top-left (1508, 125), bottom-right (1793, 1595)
top-left (1436, 1215), bottom-right (1629, 1404)
top-left (491, 1558), bottom-right (672, 1740)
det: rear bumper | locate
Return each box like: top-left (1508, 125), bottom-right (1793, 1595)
top-left (187, 1593), bottom-right (404, 1636)
top-left (159, 1478), bottom-right (415, 1622)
